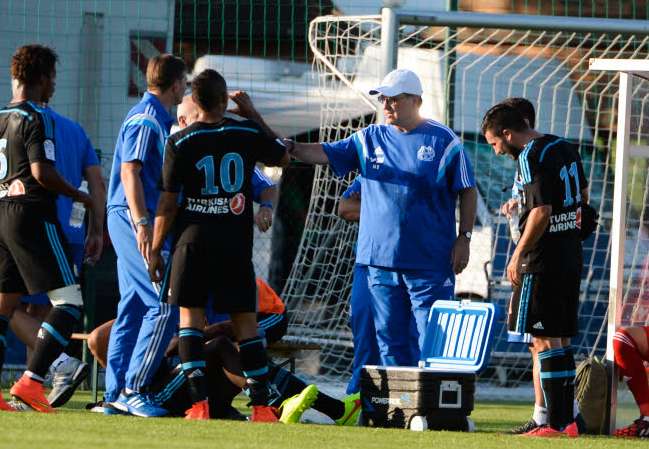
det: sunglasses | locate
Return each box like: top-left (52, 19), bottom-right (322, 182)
top-left (377, 93), bottom-right (411, 105)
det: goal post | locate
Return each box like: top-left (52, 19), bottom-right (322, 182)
top-left (589, 57), bottom-right (649, 433)
top-left (284, 10), bottom-right (649, 410)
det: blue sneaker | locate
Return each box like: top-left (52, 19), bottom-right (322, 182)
top-left (112, 391), bottom-right (168, 417)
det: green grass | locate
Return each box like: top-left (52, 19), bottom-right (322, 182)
top-left (0, 393), bottom-right (645, 449)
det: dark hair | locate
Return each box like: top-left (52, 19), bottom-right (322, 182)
top-left (191, 69), bottom-right (227, 112)
top-left (11, 44), bottom-right (58, 87)
top-left (146, 54), bottom-right (186, 92)
top-left (481, 103), bottom-right (529, 136)
top-left (502, 97), bottom-right (536, 128)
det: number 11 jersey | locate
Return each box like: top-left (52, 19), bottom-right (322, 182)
top-left (515, 134), bottom-right (587, 273)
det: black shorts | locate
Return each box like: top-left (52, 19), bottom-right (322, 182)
top-left (167, 237), bottom-right (256, 313)
top-left (0, 201), bottom-right (76, 294)
top-left (507, 270), bottom-right (580, 338)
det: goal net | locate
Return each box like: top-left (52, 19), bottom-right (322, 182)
top-left (282, 13), bottom-right (649, 393)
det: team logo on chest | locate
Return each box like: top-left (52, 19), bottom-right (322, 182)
top-left (368, 146), bottom-right (385, 170)
top-left (417, 145), bottom-right (436, 161)
top-left (230, 193), bottom-right (246, 215)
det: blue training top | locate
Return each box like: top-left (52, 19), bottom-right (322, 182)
top-left (107, 92), bottom-right (173, 216)
top-left (251, 166), bottom-right (274, 203)
top-left (46, 107), bottom-right (100, 245)
top-left (323, 120), bottom-right (475, 272)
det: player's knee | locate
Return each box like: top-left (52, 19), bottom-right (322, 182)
top-left (47, 284), bottom-right (83, 309)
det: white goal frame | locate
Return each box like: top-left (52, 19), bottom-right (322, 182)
top-left (589, 57), bottom-right (649, 433)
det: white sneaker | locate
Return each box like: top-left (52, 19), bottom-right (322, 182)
top-left (47, 356), bottom-right (88, 407)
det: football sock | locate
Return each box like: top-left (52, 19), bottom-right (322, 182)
top-left (0, 315), bottom-right (8, 374)
top-left (539, 347), bottom-right (570, 430)
top-left (562, 346), bottom-right (577, 425)
top-left (27, 306), bottom-right (80, 379)
top-left (613, 329), bottom-right (649, 416)
top-left (312, 393), bottom-right (346, 420)
top-left (178, 328), bottom-right (207, 404)
top-left (239, 336), bottom-right (270, 405)
top-left (532, 403), bottom-right (548, 425)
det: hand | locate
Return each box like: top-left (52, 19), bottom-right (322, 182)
top-left (500, 199), bottom-right (518, 218)
top-left (84, 231), bottom-right (104, 266)
top-left (76, 190), bottom-right (94, 210)
top-left (255, 206), bottom-right (273, 232)
top-left (281, 138), bottom-right (295, 154)
top-left (507, 251), bottom-right (522, 286)
top-left (451, 236), bottom-right (470, 274)
top-left (227, 91), bottom-right (259, 120)
top-left (136, 224), bottom-right (153, 264)
top-left (148, 249), bottom-right (165, 283)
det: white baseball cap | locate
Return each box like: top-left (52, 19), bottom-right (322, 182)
top-left (369, 69), bottom-right (423, 97)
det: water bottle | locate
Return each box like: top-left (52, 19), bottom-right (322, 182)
top-left (69, 180), bottom-right (88, 229)
top-left (508, 207), bottom-right (521, 244)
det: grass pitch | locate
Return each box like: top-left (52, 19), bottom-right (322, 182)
top-left (0, 393), bottom-right (645, 449)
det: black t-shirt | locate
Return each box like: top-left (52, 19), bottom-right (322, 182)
top-left (161, 118), bottom-right (286, 254)
top-left (0, 101), bottom-right (57, 209)
top-left (516, 134), bottom-right (587, 273)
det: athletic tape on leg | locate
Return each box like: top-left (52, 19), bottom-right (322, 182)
top-left (47, 284), bottom-right (83, 308)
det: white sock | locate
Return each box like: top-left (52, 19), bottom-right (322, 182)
top-left (50, 352), bottom-right (70, 372)
top-left (532, 404), bottom-right (548, 425)
top-left (573, 399), bottom-right (580, 418)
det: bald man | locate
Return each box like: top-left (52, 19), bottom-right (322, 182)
top-left (176, 93), bottom-right (277, 232)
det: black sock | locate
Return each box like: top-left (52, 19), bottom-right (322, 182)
top-left (313, 392), bottom-right (346, 420)
top-left (178, 328), bottom-right (207, 404)
top-left (27, 306), bottom-right (80, 380)
top-left (268, 364), bottom-right (307, 407)
top-left (0, 315), bottom-right (8, 375)
top-left (539, 347), bottom-right (569, 430)
top-left (562, 346), bottom-right (577, 425)
top-left (239, 336), bottom-right (270, 405)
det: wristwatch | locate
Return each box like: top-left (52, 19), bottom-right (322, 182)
top-left (134, 216), bottom-right (151, 227)
top-left (459, 231), bottom-right (472, 241)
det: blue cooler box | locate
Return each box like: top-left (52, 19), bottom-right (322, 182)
top-left (360, 300), bottom-right (496, 431)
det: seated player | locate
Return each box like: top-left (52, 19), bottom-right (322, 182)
top-left (85, 278), bottom-right (361, 425)
top-left (613, 325), bottom-right (649, 437)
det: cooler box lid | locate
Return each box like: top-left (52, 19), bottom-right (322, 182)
top-left (419, 299), bottom-right (496, 373)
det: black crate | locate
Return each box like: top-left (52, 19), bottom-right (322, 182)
top-left (360, 366), bottom-right (476, 431)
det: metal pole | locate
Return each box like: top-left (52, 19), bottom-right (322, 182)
top-left (398, 10), bottom-right (649, 34)
top-left (444, 0), bottom-right (458, 129)
top-left (378, 6), bottom-right (399, 124)
top-left (380, 7), bottom-right (398, 78)
top-left (606, 72), bottom-right (632, 434)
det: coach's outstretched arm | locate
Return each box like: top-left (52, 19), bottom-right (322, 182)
top-left (284, 140), bottom-right (330, 165)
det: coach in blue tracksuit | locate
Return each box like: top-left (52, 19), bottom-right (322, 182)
top-left (104, 54), bottom-right (186, 417)
top-left (337, 176), bottom-right (381, 393)
top-left (288, 69), bottom-right (477, 366)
